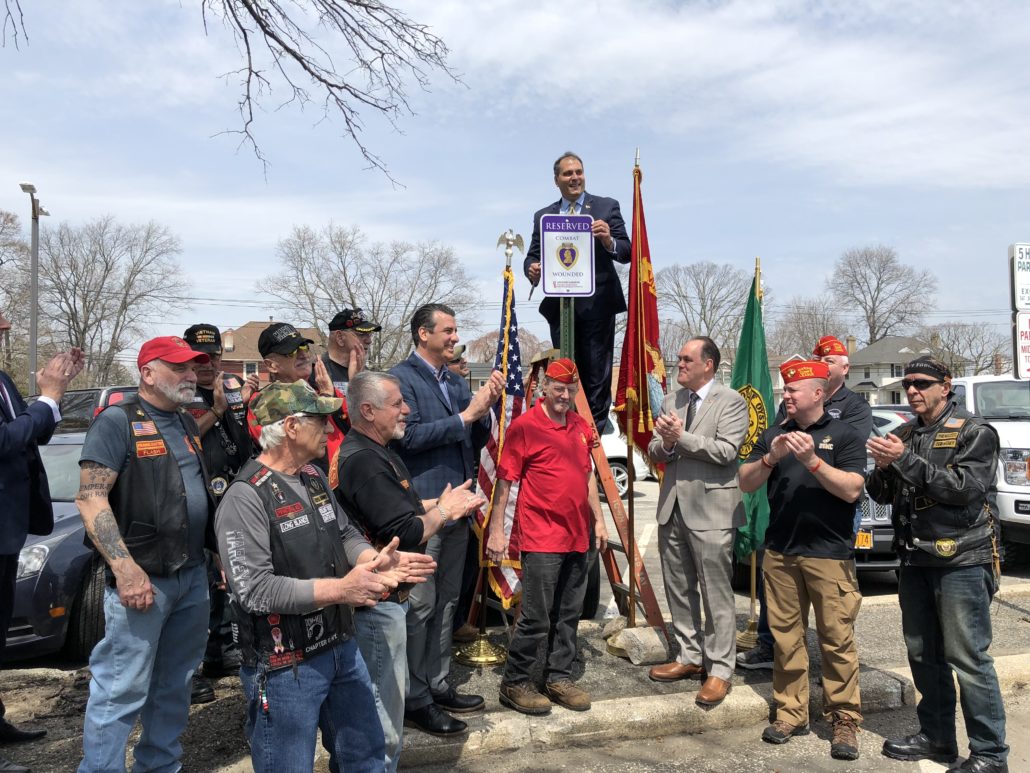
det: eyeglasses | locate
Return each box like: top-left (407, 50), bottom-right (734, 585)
top-left (295, 413), bottom-right (330, 426)
top-left (285, 344), bottom-right (310, 359)
top-left (901, 378), bottom-right (942, 391)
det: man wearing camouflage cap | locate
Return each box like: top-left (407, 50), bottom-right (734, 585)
top-left (215, 380), bottom-right (436, 772)
top-left (868, 357), bottom-right (1008, 773)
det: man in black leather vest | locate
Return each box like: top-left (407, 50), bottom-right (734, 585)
top-left (215, 380), bottom-right (436, 773)
top-left (868, 356), bottom-right (1008, 773)
top-left (75, 336), bottom-right (216, 773)
top-left (182, 323), bottom-right (254, 700)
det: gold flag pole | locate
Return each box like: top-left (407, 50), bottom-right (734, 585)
top-left (736, 256), bottom-right (762, 651)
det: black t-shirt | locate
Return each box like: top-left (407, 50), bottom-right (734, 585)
top-left (318, 354), bottom-right (351, 397)
top-left (747, 412), bottom-right (867, 559)
top-left (335, 430), bottom-right (427, 552)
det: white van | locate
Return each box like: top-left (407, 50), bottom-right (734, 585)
top-left (950, 375), bottom-right (1030, 562)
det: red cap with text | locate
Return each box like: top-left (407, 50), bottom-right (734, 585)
top-left (137, 336), bottom-right (211, 369)
top-left (780, 360), bottom-right (830, 384)
top-left (812, 335), bottom-right (847, 357)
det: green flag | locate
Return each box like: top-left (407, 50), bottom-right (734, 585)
top-left (731, 274), bottom-right (774, 560)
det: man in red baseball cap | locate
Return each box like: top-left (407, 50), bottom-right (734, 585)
top-left (740, 361), bottom-right (868, 761)
top-left (76, 336), bottom-right (219, 771)
top-left (486, 358), bottom-right (609, 716)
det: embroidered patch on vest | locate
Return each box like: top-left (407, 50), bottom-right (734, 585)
top-left (131, 421), bottom-right (157, 436)
top-left (275, 502), bottom-right (304, 518)
top-left (279, 514), bottom-right (310, 533)
top-left (136, 439), bottom-right (167, 458)
top-left (934, 538), bottom-right (957, 557)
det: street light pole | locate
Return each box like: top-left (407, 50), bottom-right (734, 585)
top-left (19, 182), bottom-right (48, 394)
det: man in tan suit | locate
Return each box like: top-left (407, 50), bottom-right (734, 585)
top-left (647, 336), bottom-right (747, 709)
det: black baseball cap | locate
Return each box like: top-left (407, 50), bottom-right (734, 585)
top-left (258, 322), bottom-right (315, 358)
top-left (183, 323), bottom-right (222, 354)
top-left (328, 308), bottom-right (381, 334)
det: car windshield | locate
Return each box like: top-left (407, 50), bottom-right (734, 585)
top-left (974, 381), bottom-right (1030, 419)
top-left (38, 442), bottom-right (84, 502)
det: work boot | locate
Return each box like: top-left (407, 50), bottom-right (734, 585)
top-left (545, 680), bottom-right (591, 711)
top-left (830, 712), bottom-right (860, 760)
top-left (499, 681), bottom-right (552, 715)
top-left (882, 731), bottom-right (958, 763)
top-left (762, 719), bottom-right (810, 744)
top-left (190, 675), bottom-right (215, 705)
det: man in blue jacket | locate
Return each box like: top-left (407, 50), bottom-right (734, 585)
top-left (390, 303), bottom-right (503, 737)
top-left (524, 151), bottom-right (631, 432)
top-left (0, 347), bottom-right (84, 773)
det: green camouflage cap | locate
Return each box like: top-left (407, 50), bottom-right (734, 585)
top-left (250, 379), bottom-right (342, 426)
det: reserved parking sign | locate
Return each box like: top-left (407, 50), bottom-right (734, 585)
top-left (540, 214), bottom-right (595, 297)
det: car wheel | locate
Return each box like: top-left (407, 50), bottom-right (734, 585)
top-left (581, 549), bottom-right (600, 620)
top-left (65, 556), bottom-right (106, 662)
top-left (607, 460), bottom-right (630, 498)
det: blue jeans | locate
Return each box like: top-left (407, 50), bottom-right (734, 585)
top-left (898, 564), bottom-right (1008, 763)
top-left (240, 639), bottom-right (385, 773)
top-left (79, 564), bottom-right (209, 773)
top-left (503, 551), bottom-right (587, 684)
top-left (354, 601), bottom-right (409, 773)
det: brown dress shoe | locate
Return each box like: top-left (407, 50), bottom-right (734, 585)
top-left (695, 676), bottom-right (732, 708)
top-left (648, 662), bottom-right (707, 682)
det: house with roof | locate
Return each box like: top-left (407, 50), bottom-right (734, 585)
top-left (846, 335), bottom-right (954, 405)
top-left (219, 319), bottom-right (326, 383)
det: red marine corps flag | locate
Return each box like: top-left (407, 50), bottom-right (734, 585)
top-left (613, 159), bottom-right (665, 451)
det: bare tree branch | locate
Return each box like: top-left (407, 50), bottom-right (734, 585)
top-left (1, 0), bottom-right (27, 48)
top-left (767, 295), bottom-right (850, 359)
top-left (918, 322), bottom-right (1011, 376)
top-left (260, 223), bottom-right (478, 369)
top-left (203, 0), bottom-right (460, 177)
top-left (655, 261), bottom-right (757, 354)
top-left (826, 245), bottom-right (937, 345)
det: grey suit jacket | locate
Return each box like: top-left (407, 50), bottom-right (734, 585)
top-left (648, 381), bottom-right (748, 529)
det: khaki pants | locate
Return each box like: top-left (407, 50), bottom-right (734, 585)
top-left (763, 550), bottom-right (863, 725)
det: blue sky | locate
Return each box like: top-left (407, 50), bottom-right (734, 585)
top-left (2, 0), bottom-right (1028, 349)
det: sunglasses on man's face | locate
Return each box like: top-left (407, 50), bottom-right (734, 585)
top-left (285, 344), bottom-right (310, 358)
top-left (901, 378), bottom-right (942, 391)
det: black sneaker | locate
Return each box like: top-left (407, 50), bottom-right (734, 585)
top-left (736, 643), bottom-right (774, 670)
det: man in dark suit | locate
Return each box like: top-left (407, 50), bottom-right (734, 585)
top-left (0, 348), bottom-right (84, 772)
top-left (390, 303), bottom-right (503, 737)
top-left (524, 151), bottom-right (632, 432)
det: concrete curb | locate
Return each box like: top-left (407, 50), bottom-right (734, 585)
top-left (396, 652), bottom-right (1030, 768)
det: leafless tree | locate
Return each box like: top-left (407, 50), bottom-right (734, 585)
top-left (0, 210), bottom-right (29, 376)
top-left (4, 1), bottom-right (457, 176)
top-left (766, 295), bottom-right (851, 359)
top-left (918, 322), bottom-right (1012, 376)
top-left (826, 245), bottom-right (936, 345)
top-left (36, 217), bottom-right (191, 387)
top-left (463, 328), bottom-right (548, 366)
top-left (655, 261), bottom-right (755, 354)
top-left (261, 223), bottom-right (478, 369)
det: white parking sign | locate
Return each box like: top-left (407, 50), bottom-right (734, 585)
top-left (1010, 243), bottom-right (1030, 311)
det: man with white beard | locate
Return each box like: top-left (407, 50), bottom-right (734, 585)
top-left (75, 336), bottom-right (219, 772)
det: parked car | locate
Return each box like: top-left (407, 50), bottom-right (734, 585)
top-left (6, 432), bottom-right (104, 661)
top-left (26, 385), bottom-right (137, 430)
top-left (599, 413), bottom-right (653, 498)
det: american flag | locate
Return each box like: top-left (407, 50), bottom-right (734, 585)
top-left (472, 265), bottom-right (525, 607)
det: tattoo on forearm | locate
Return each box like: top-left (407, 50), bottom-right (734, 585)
top-left (77, 461), bottom-right (116, 500)
top-left (91, 510), bottom-right (130, 561)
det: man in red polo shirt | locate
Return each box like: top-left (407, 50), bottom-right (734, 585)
top-left (486, 358), bottom-right (609, 716)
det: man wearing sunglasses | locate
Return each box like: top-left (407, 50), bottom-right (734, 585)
top-left (867, 356), bottom-right (1007, 773)
top-left (322, 308), bottom-right (382, 396)
top-left (249, 322), bottom-right (349, 487)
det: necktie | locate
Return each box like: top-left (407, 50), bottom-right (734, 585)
top-left (685, 392), bottom-right (699, 430)
top-left (0, 381), bottom-right (15, 420)
top-left (568, 202), bottom-right (577, 216)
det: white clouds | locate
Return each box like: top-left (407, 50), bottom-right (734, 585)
top-left (414, 0), bottom-right (1030, 188)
